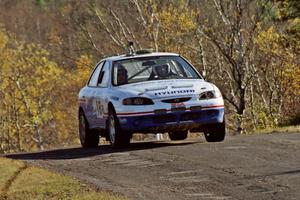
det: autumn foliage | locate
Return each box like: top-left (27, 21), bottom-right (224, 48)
top-left (0, 0), bottom-right (299, 152)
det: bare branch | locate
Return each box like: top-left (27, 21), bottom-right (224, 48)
top-left (130, 0), bottom-right (147, 27)
top-left (213, 0), bottom-right (231, 26)
top-left (93, 7), bottom-right (124, 48)
top-left (78, 23), bottom-right (102, 54)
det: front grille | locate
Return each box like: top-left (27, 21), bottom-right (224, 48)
top-left (161, 97), bottom-right (191, 103)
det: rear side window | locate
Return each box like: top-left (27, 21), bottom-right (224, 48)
top-left (88, 62), bottom-right (104, 87)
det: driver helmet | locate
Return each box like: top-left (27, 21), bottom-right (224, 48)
top-left (153, 63), bottom-right (171, 78)
top-left (117, 64), bottom-right (128, 85)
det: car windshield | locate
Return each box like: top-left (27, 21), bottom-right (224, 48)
top-left (113, 56), bottom-right (201, 86)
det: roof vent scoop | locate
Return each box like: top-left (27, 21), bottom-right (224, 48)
top-left (136, 49), bottom-right (153, 54)
top-left (126, 41), bottom-right (153, 56)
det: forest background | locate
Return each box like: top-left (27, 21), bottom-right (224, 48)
top-left (0, 0), bottom-right (299, 152)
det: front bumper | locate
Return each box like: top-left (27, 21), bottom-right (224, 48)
top-left (117, 107), bottom-right (224, 133)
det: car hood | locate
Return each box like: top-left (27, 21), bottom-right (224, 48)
top-left (117, 79), bottom-right (215, 99)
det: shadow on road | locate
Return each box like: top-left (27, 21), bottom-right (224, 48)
top-left (4, 140), bottom-right (200, 161)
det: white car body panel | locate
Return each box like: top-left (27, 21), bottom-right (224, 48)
top-left (78, 52), bottom-right (224, 133)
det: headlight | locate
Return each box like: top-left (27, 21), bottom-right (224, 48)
top-left (123, 97), bottom-right (154, 105)
top-left (199, 90), bottom-right (221, 100)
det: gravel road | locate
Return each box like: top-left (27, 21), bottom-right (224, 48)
top-left (6, 133), bottom-right (300, 200)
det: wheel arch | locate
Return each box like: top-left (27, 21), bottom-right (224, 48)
top-left (108, 102), bottom-right (116, 113)
top-left (78, 106), bottom-right (84, 116)
top-left (106, 102), bottom-right (115, 129)
top-left (78, 106), bottom-right (89, 128)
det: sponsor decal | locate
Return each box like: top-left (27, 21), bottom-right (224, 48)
top-left (92, 99), bottom-right (104, 118)
top-left (171, 84), bottom-right (193, 88)
top-left (154, 89), bottom-right (195, 96)
top-left (78, 98), bottom-right (86, 104)
top-left (145, 86), bottom-right (168, 92)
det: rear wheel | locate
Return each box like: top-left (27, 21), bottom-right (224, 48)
top-left (168, 131), bottom-right (188, 140)
top-left (79, 111), bottom-right (99, 148)
top-left (204, 121), bottom-right (226, 142)
top-left (108, 108), bottom-right (130, 148)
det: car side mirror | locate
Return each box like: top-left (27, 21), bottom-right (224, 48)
top-left (201, 70), bottom-right (206, 78)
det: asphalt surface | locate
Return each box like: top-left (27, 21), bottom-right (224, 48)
top-left (6, 133), bottom-right (300, 200)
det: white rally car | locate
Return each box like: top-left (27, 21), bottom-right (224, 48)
top-left (78, 50), bottom-right (225, 148)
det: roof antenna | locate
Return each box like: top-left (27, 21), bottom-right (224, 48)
top-left (127, 41), bottom-right (135, 56)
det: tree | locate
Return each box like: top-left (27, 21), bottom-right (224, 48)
top-left (68, 0), bottom-right (198, 58)
top-left (196, 0), bottom-right (265, 133)
top-left (0, 29), bottom-right (64, 152)
top-left (256, 0), bottom-right (300, 124)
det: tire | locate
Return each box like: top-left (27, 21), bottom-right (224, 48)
top-left (108, 107), bottom-right (130, 148)
top-left (168, 131), bottom-right (188, 140)
top-left (204, 121), bottom-right (226, 142)
top-left (79, 110), bottom-right (99, 148)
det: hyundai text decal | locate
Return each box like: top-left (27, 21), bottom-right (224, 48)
top-left (154, 89), bottom-right (195, 96)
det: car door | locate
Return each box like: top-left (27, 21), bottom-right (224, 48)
top-left (84, 61), bottom-right (104, 128)
top-left (92, 61), bottom-right (111, 128)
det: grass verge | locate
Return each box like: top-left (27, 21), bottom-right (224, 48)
top-left (254, 125), bottom-right (300, 135)
top-left (0, 157), bottom-right (125, 200)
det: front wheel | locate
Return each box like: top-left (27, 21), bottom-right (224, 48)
top-left (79, 111), bottom-right (99, 148)
top-left (108, 108), bottom-right (130, 148)
top-left (204, 121), bottom-right (226, 142)
top-left (168, 131), bottom-right (188, 140)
